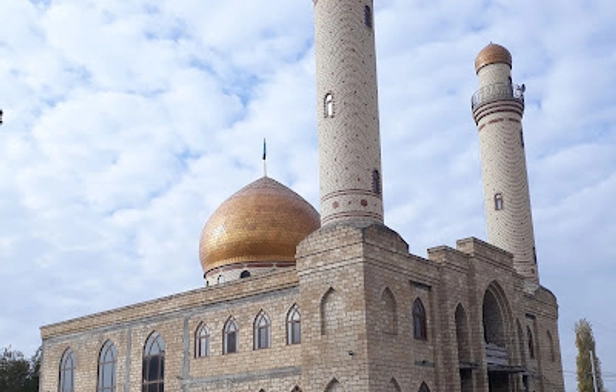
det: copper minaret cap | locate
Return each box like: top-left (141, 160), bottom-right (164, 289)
top-left (199, 177), bottom-right (320, 274)
top-left (475, 42), bottom-right (512, 74)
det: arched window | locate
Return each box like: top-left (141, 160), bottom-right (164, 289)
top-left (224, 318), bottom-right (239, 354)
top-left (291, 387), bottom-right (302, 392)
top-left (413, 298), bottom-right (427, 340)
top-left (143, 332), bottom-right (164, 392)
top-left (324, 93), bottom-right (334, 118)
top-left (364, 5), bottom-right (373, 28)
top-left (97, 341), bottom-right (117, 392)
top-left (494, 193), bottom-right (504, 210)
top-left (325, 378), bottom-right (343, 392)
top-left (254, 311), bottom-right (271, 349)
top-left (287, 304), bottom-right (301, 345)
top-left (240, 270), bottom-right (251, 279)
top-left (217, 274), bottom-right (226, 284)
top-left (195, 323), bottom-right (210, 358)
top-left (527, 327), bottom-right (535, 359)
top-left (372, 169), bottom-right (381, 195)
top-left (418, 382), bottom-right (431, 392)
top-left (547, 331), bottom-right (555, 362)
top-left (59, 348), bottom-right (76, 392)
top-left (320, 287), bottom-right (342, 335)
top-left (381, 288), bottom-right (397, 334)
top-left (389, 378), bottom-right (402, 392)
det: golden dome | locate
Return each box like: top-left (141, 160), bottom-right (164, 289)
top-left (199, 177), bottom-right (320, 274)
top-left (475, 43), bottom-right (512, 74)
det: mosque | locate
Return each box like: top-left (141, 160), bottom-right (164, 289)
top-left (39, 1), bottom-right (565, 391)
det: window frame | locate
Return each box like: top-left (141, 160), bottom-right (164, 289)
top-left (194, 323), bottom-right (210, 358)
top-left (59, 348), bottom-right (76, 392)
top-left (287, 304), bottom-right (301, 345)
top-left (413, 298), bottom-right (428, 340)
top-left (97, 340), bottom-right (117, 392)
top-left (142, 332), bottom-right (165, 392)
top-left (254, 311), bottom-right (271, 350)
top-left (324, 93), bottom-right (334, 118)
top-left (224, 318), bottom-right (239, 354)
top-left (494, 193), bottom-right (504, 211)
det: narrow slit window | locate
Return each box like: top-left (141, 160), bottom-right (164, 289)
top-left (372, 169), bottom-right (381, 195)
top-left (364, 5), bottom-right (373, 28)
top-left (520, 129), bottom-right (525, 147)
top-left (324, 93), bottom-right (334, 118)
top-left (527, 327), bottom-right (535, 359)
top-left (494, 193), bottom-right (504, 210)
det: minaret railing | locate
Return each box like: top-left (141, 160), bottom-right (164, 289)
top-left (471, 83), bottom-right (525, 111)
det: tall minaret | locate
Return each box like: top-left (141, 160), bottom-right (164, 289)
top-left (472, 43), bottom-right (539, 286)
top-left (314, 0), bottom-right (384, 227)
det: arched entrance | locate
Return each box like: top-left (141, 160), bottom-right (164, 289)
top-left (482, 282), bottom-right (514, 392)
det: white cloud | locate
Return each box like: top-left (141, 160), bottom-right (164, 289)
top-left (0, 1), bottom-right (614, 390)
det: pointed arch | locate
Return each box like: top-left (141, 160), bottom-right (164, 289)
top-left (482, 281), bottom-right (511, 348)
top-left (223, 317), bottom-right (239, 354)
top-left (455, 303), bottom-right (470, 363)
top-left (59, 348), bottom-right (76, 392)
top-left (413, 297), bottom-right (427, 340)
top-left (254, 310), bottom-right (271, 349)
top-left (143, 331), bottom-right (164, 391)
top-left (325, 378), bottom-right (344, 392)
top-left (321, 287), bottom-right (342, 335)
top-left (291, 387), bottom-right (302, 392)
top-left (287, 304), bottom-right (301, 345)
top-left (194, 322), bottom-right (210, 358)
top-left (388, 377), bottom-right (402, 392)
top-left (418, 382), bottom-right (430, 392)
top-left (381, 287), bottom-right (398, 334)
top-left (97, 340), bottom-right (117, 392)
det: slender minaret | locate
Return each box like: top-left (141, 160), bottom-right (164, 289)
top-left (472, 43), bottom-right (539, 286)
top-left (314, 0), bottom-right (384, 227)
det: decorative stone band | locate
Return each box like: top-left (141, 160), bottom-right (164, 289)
top-left (320, 189), bottom-right (383, 226)
top-left (321, 188), bottom-right (383, 202)
top-left (473, 99), bottom-right (524, 125)
top-left (478, 117), bottom-right (521, 131)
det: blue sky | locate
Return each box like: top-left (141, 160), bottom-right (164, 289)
top-left (1, 0), bottom-right (615, 390)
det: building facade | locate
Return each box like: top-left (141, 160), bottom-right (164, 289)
top-left (40, 2), bottom-right (565, 391)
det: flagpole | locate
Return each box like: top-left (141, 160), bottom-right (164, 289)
top-left (263, 138), bottom-right (267, 177)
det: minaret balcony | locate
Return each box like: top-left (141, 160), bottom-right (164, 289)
top-left (471, 83), bottom-right (525, 111)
